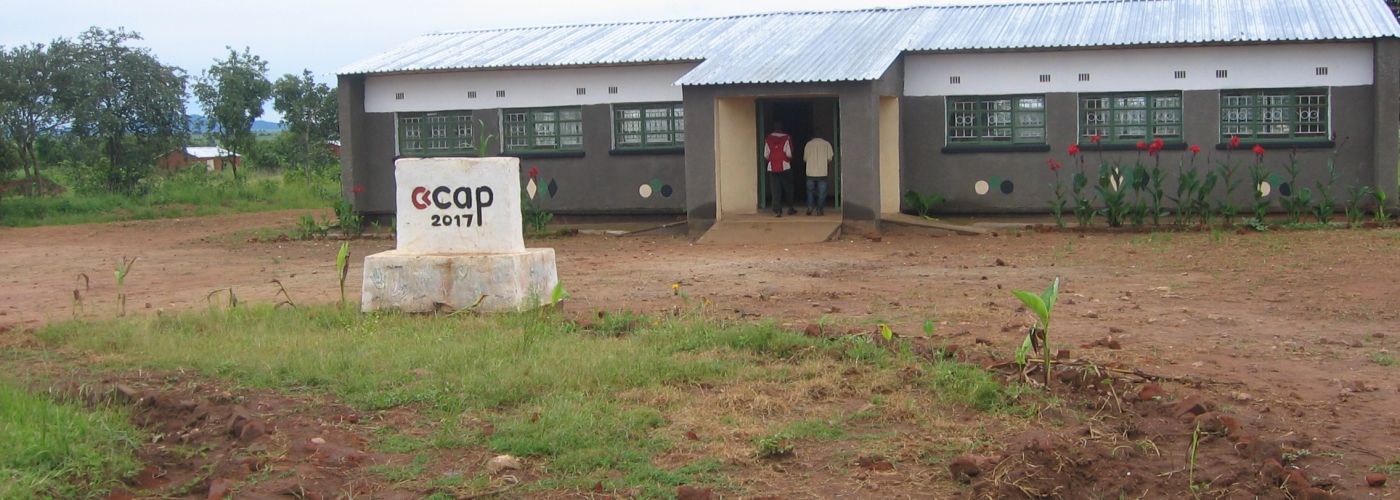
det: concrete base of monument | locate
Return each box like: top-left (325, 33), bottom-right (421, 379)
top-left (360, 248), bottom-right (559, 313)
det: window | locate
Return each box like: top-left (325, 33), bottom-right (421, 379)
top-left (1220, 88), bottom-right (1329, 142)
top-left (503, 107), bottom-right (584, 152)
top-left (1079, 92), bottom-right (1182, 144)
top-left (397, 111), bottom-right (472, 156)
top-left (613, 102), bottom-right (684, 149)
top-left (946, 95), bottom-right (1046, 145)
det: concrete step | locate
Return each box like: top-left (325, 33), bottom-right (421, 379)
top-left (697, 213), bottom-right (841, 244)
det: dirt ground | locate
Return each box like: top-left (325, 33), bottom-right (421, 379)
top-left (3, 210), bottom-right (1400, 498)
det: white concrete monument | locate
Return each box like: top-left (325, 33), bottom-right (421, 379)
top-left (361, 157), bottom-right (559, 313)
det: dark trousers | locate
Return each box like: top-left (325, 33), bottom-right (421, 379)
top-left (806, 176), bottom-right (828, 210)
top-left (767, 170), bottom-right (794, 212)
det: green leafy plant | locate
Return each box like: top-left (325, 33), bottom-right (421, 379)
top-left (1248, 160), bottom-right (1272, 226)
top-left (295, 213), bottom-right (330, 239)
top-left (520, 184), bottom-right (554, 236)
top-left (1278, 150), bottom-right (1308, 224)
top-left (336, 242), bottom-right (350, 306)
top-left (1345, 185), bottom-right (1373, 227)
top-left (755, 433), bottom-right (794, 459)
top-left (1193, 170), bottom-right (1219, 227)
top-left (1147, 161), bottom-right (1166, 226)
top-left (1048, 157), bottom-right (1068, 228)
top-left (1313, 160), bottom-right (1339, 224)
top-left (1373, 189), bottom-right (1390, 224)
top-left (1095, 163), bottom-right (1129, 228)
top-left (334, 198), bottom-right (364, 237)
top-left (1011, 277), bottom-right (1060, 388)
top-left (1214, 158), bottom-right (1242, 226)
top-left (551, 281), bottom-right (570, 308)
top-left (903, 190), bottom-right (945, 219)
top-left (878, 323), bottom-right (894, 342)
top-left (1128, 162), bottom-right (1149, 227)
top-left (1170, 154), bottom-right (1204, 225)
top-left (114, 257), bottom-right (136, 317)
top-left (474, 118), bottom-right (496, 156)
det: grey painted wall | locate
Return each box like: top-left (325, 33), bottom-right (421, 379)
top-left (901, 86), bottom-right (1379, 215)
top-left (1373, 38), bottom-right (1400, 205)
top-left (340, 92), bottom-right (686, 216)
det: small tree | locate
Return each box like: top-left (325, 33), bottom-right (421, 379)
top-left (0, 41), bottom-right (78, 195)
top-left (193, 47), bottom-right (271, 181)
top-left (67, 27), bottom-right (187, 193)
top-left (272, 70), bottom-right (337, 177)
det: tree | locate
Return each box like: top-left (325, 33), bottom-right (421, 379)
top-left (67, 27), bottom-right (188, 193)
top-left (193, 47), bottom-right (271, 181)
top-left (0, 40), bottom-right (78, 195)
top-left (272, 70), bottom-right (337, 177)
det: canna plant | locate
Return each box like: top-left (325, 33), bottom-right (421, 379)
top-left (1071, 138), bottom-right (1097, 228)
top-left (1345, 185), bottom-right (1373, 227)
top-left (1278, 150), bottom-right (1307, 224)
top-left (115, 257), bottom-right (136, 317)
top-left (1012, 277), bottom-right (1060, 389)
top-left (1310, 146), bottom-right (1344, 222)
top-left (1248, 146), bottom-right (1271, 225)
top-left (1193, 170), bottom-right (1219, 227)
top-left (1373, 189), bottom-right (1390, 224)
top-left (1128, 162), bottom-right (1149, 227)
top-left (1170, 145), bottom-right (1203, 226)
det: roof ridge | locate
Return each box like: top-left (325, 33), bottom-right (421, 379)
top-left (424, 5), bottom-right (930, 37)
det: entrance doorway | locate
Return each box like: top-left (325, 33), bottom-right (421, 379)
top-left (756, 97), bottom-right (840, 212)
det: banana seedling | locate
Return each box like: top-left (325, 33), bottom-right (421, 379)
top-left (336, 242), bottom-right (351, 306)
top-left (1011, 277), bottom-right (1060, 388)
top-left (115, 257), bottom-right (137, 317)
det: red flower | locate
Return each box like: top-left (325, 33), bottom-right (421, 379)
top-left (1047, 159), bottom-right (1063, 172)
top-left (1067, 144), bottom-right (1080, 156)
top-left (1151, 138), bottom-right (1165, 150)
top-left (1189, 144), bottom-right (1201, 155)
top-left (1252, 144), bottom-right (1266, 157)
top-left (1090, 134), bottom-right (1102, 145)
top-left (351, 184), bottom-right (366, 194)
top-left (527, 166), bottom-right (540, 179)
top-left (1147, 138), bottom-right (1164, 156)
top-left (1229, 135), bottom-right (1241, 149)
top-left (1136, 141), bottom-right (1148, 151)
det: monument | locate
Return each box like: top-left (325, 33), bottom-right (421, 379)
top-left (361, 157), bottom-right (559, 313)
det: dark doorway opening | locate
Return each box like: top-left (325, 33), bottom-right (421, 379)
top-left (756, 97), bottom-right (840, 212)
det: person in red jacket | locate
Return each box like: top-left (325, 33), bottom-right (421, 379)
top-left (764, 122), bottom-right (797, 217)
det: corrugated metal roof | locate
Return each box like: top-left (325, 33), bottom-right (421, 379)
top-left (185, 147), bottom-right (237, 158)
top-left (338, 0), bottom-right (1400, 85)
top-left (905, 0), bottom-right (1400, 51)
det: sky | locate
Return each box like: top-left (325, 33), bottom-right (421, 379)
top-left (0, 0), bottom-right (1036, 122)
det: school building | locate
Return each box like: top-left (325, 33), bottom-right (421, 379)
top-left (337, 0), bottom-right (1400, 237)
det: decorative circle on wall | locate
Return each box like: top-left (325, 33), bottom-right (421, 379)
top-left (661, 184), bottom-right (674, 198)
top-left (547, 179), bottom-right (559, 198)
top-left (1000, 180), bottom-right (1014, 195)
top-left (1257, 181), bottom-right (1272, 197)
top-left (974, 180), bottom-right (990, 195)
top-left (639, 184), bottom-right (653, 199)
top-left (1279, 182), bottom-right (1293, 197)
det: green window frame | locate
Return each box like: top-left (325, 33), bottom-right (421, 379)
top-left (1079, 92), bottom-right (1183, 144)
top-left (946, 95), bottom-right (1046, 145)
top-left (502, 107), bottom-right (583, 152)
top-left (613, 102), bottom-right (684, 149)
top-left (1220, 88), bottom-right (1329, 143)
top-left (397, 111), bottom-right (473, 156)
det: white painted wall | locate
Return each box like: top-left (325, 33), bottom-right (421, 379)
top-left (905, 43), bottom-right (1374, 97)
top-left (365, 63), bottom-right (695, 113)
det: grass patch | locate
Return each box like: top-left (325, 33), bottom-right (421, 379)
top-left (34, 305), bottom-right (1031, 497)
top-left (0, 168), bottom-right (336, 227)
top-left (0, 379), bottom-right (143, 499)
top-left (1370, 351), bottom-right (1398, 367)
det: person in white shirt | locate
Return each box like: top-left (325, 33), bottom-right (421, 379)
top-left (803, 134), bottom-right (835, 215)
